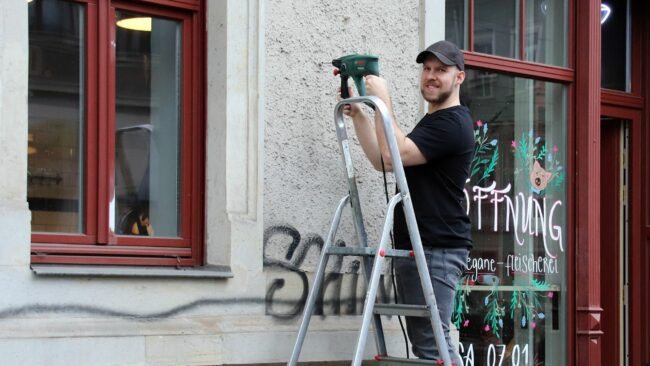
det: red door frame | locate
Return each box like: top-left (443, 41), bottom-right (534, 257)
top-left (599, 105), bottom-right (644, 366)
top-left (598, 117), bottom-right (621, 366)
top-left (599, 106), bottom-right (645, 366)
top-left (575, 0), bottom-right (649, 364)
top-left (574, 1), bottom-right (603, 365)
top-left (642, 2), bottom-right (650, 362)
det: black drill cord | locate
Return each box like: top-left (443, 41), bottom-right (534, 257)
top-left (381, 156), bottom-right (410, 359)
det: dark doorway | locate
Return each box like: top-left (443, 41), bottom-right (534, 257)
top-left (600, 117), bottom-right (629, 366)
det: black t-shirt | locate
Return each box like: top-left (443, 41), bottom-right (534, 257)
top-left (393, 105), bottom-right (474, 250)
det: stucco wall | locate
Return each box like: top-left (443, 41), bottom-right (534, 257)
top-left (0, 1), bottom-right (273, 365)
top-left (0, 0), bottom-right (31, 269)
top-left (0, 0), bottom-right (445, 365)
top-left (263, 0), bottom-right (424, 272)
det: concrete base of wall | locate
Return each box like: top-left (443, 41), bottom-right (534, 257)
top-left (0, 315), bottom-right (410, 366)
top-left (231, 363), bottom-right (379, 366)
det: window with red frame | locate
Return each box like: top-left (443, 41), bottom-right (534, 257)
top-left (445, 0), bottom-right (568, 67)
top-left (27, 0), bottom-right (204, 266)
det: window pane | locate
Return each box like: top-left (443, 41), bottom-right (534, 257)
top-left (474, 0), bottom-right (519, 58)
top-left (458, 70), bottom-right (567, 365)
top-left (525, 0), bottom-right (568, 67)
top-left (601, 0), bottom-right (631, 91)
top-left (28, 0), bottom-right (85, 233)
top-left (445, 0), bottom-right (468, 50)
top-left (114, 11), bottom-right (181, 238)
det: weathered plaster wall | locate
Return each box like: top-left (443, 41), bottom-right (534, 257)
top-left (0, 0), bottom-right (31, 269)
top-left (263, 0), bottom-right (424, 272)
top-left (0, 1), bottom-right (277, 365)
top-left (260, 2), bottom-right (452, 359)
top-left (0, 0), bottom-right (443, 364)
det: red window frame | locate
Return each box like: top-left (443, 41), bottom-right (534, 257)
top-left (30, 0), bottom-right (205, 267)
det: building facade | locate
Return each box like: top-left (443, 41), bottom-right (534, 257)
top-left (0, 0), bottom-right (648, 365)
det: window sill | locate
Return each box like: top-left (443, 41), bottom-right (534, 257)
top-left (31, 264), bottom-right (233, 279)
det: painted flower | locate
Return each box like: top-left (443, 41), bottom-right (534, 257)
top-left (531, 322), bottom-right (537, 329)
top-left (547, 291), bottom-right (554, 298)
top-left (489, 139), bottom-right (498, 146)
top-left (476, 120), bottom-right (483, 127)
top-left (483, 123), bottom-right (488, 134)
top-left (553, 145), bottom-right (559, 153)
top-left (463, 319), bottom-right (470, 328)
top-left (535, 137), bottom-right (541, 144)
top-left (511, 140), bottom-right (517, 148)
top-left (538, 312), bottom-right (546, 320)
top-left (484, 325), bottom-right (491, 332)
top-left (484, 296), bottom-right (489, 305)
top-left (498, 319), bottom-right (503, 328)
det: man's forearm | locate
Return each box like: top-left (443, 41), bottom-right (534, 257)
top-left (351, 110), bottom-right (383, 170)
top-left (373, 97), bottom-right (407, 171)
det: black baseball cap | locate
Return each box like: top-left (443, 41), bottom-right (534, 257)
top-left (416, 40), bottom-right (464, 71)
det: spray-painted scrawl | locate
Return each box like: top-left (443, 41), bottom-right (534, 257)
top-left (263, 224), bottom-right (394, 319)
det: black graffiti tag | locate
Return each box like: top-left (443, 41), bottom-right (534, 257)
top-left (263, 224), bottom-right (394, 319)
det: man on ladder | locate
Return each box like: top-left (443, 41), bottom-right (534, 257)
top-left (339, 40), bottom-right (474, 366)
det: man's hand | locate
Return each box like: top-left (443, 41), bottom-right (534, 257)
top-left (363, 74), bottom-right (427, 168)
top-left (364, 75), bottom-right (391, 104)
top-left (336, 86), bottom-right (362, 118)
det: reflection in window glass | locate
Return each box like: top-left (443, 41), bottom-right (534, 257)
top-left (525, 0), bottom-right (568, 67)
top-left (28, 0), bottom-right (85, 233)
top-left (458, 70), bottom-right (567, 365)
top-left (445, 0), bottom-right (467, 50)
top-left (474, 0), bottom-right (519, 58)
top-left (114, 11), bottom-right (181, 237)
top-left (601, 0), bottom-right (631, 91)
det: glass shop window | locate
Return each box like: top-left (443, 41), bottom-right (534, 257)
top-left (457, 69), bottom-right (568, 365)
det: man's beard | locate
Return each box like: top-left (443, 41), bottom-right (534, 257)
top-left (421, 85), bottom-right (452, 105)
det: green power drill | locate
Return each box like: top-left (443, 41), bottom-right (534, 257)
top-left (332, 54), bottom-right (379, 99)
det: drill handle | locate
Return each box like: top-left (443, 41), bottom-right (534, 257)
top-left (340, 76), bottom-right (351, 99)
top-left (352, 76), bottom-right (366, 97)
top-left (336, 73), bottom-right (367, 98)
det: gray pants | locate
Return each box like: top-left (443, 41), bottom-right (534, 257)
top-left (394, 247), bottom-right (469, 365)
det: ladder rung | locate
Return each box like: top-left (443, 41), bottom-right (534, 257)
top-left (373, 304), bottom-right (430, 317)
top-left (326, 246), bottom-right (413, 258)
top-left (376, 355), bottom-right (439, 365)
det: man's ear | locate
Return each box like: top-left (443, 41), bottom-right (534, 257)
top-left (456, 70), bottom-right (465, 86)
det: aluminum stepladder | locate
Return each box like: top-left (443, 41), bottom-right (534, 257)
top-left (288, 96), bottom-right (453, 366)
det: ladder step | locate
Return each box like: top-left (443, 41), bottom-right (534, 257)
top-left (326, 246), bottom-right (413, 258)
top-left (373, 304), bottom-right (430, 317)
top-left (375, 355), bottom-right (440, 365)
